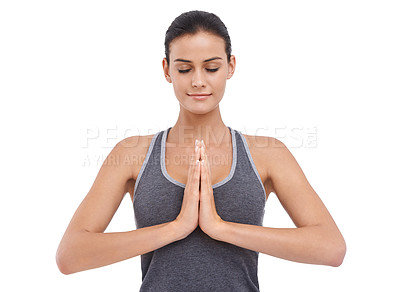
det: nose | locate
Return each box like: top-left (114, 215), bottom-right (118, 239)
top-left (191, 69), bottom-right (206, 88)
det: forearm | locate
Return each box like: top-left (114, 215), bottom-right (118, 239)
top-left (56, 221), bottom-right (182, 274)
top-left (215, 221), bottom-right (346, 267)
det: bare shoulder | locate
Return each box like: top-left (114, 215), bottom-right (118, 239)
top-left (242, 133), bottom-right (289, 162)
top-left (114, 133), bottom-right (156, 201)
top-left (118, 133), bottom-right (157, 180)
top-left (241, 133), bottom-right (282, 149)
top-left (243, 133), bottom-right (293, 166)
top-left (241, 133), bottom-right (287, 196)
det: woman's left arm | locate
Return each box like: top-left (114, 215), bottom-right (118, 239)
top-left (200, 137), bottom-right (346, 267)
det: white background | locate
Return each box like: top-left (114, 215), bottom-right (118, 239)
top-left (1, 0), bottom-right (399, 291)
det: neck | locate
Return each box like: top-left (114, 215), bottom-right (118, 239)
top-left (169, 105), bottom-right (229, 148)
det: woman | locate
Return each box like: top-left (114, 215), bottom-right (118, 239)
top-left (56, 10), bottom-right (346, 291)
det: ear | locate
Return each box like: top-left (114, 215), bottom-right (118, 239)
top-left (162, 58), bottom-right (172, 83)
top-left (227, 55), bottom-right (236, 80)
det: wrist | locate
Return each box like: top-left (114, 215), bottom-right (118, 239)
top-left (168, 219), bottom-right (189, 241)
top-left (208, 218), bottom-right (227, 241)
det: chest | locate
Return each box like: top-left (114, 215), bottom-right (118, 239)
top-left (130, 134), bottom-right (271, 202)
top-left (165, 144), bottom-right (233, 186)
top-left (133, 133), bottom-right (269, 228)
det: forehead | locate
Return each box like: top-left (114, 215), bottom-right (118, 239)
top-left (169, 32), bottom-right (225, 61)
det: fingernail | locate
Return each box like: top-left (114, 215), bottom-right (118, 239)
top-left (201, 140), bottom-right (205, 148)
top-left (196, 159), bottom-right (200, 165)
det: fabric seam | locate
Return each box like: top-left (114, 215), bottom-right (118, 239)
top-left (133, 131), bottom-right (160, 205)
top-left (238, 131), bottom-right (267, 203)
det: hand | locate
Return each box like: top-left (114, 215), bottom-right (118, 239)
top-left (198, 140), bottom-right (225, 239)
top-left (174, 140), bottom-right (201, 240)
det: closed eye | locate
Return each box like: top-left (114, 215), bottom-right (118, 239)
top-left (178, 68), bottom-right (220, 74)
top-left (178, 69), bottom-right (191, 73)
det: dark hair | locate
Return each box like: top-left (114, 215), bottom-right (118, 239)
top-left (164, 10), bottom-right (232, 66)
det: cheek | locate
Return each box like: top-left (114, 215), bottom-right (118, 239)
top-left (170, 75), bottom-right (185, 89)
top-left (171, 78), bottom-right (189, 98)
top-left (208, 73), bottom-right (226, 89)
top-left (173, 73), bottom-right (190, 86)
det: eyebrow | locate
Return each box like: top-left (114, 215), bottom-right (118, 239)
top-left (173, 57), bottom-right (223, 63)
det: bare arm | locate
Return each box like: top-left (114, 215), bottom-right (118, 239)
top-left (212, 137), bottom-right (346, 267)
top-left (56, 137), bottom-right (183, 275)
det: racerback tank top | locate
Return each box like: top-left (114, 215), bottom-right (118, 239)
top-left (133, 126), bottom-right (267, 291)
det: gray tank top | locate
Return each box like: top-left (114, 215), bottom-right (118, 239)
top-left (133, 126), bottom-right (267, 291)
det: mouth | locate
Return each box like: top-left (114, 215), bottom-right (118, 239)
top-left (188, 93), bottom-right (212, 100)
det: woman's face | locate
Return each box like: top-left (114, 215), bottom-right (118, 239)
top-left (163, 31), bottom-right (236, 114)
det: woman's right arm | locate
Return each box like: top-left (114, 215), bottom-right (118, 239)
top-left (55, 136), bottom-right (186, 275)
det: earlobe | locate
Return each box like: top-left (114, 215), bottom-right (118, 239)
top-left (227, 55), bottom-right (236, 80)
top-left (162, 58), bottom-right (172, 83)
top-left (164, 71), bottom-right (172, 83)
top-left (163, 72), bottom-right (172, 83)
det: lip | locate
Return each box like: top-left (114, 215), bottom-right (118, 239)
top-left (188, 93), bottom-right (212, 100)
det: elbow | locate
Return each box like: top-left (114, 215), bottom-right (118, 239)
top-left (56, 254), bottom-right (69, 275)
top-left (56, 250), bottom-right (72, 275)
top-left (56, 245), bottom-right (78, 275)
top-left (327, 238), bottom-right (347, 267)
top-left (56, 230), bottom-right (89, 275)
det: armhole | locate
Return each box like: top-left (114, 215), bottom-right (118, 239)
top-left (238, 131), bottom-right (268, 202)
top-left (132, 132), bottom-right (160, 204)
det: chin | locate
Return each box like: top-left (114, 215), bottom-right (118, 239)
top-left (186, 103), bottom-right (221, 115)
top-left (179, 102), bottom-right (210, 114)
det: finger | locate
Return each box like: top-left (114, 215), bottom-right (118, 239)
top-left (187, 140), bottom-right (200, 188)
top-left (201, 159), bottom-right (212, 199)
top-left (200, 141), bottom-right (210, 171)
top-left (200, 140), bottom-right (206, 162)
top-left (194, 139), bottom-right (202, 171)
top-left (205, 152), bottom-right (212, 189)
top-left (199, 159), bottom-right (204, 193)
top-left (202, 140), bottom-right (211, 170)
top-left (192, 139), bottom-right (201, 162)
top-left (200, 160), bottom-right (209, 194)
top-left (193, 159), bottom-right (200, 191)
top-left (199, 142), bottom-right (204, 182)
top-left (199, 143), bottom-right (211, 188)
top-left (202, 159), bottom-right (212, 194)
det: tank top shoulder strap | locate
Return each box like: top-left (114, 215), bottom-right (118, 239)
top-left (234, 129), bottom-right (267, 197)
top-left (133, 130), bottom-right (162, 203)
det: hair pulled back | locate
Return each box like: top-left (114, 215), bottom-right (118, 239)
top-left (164, 10), bottom-right (232, 66)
